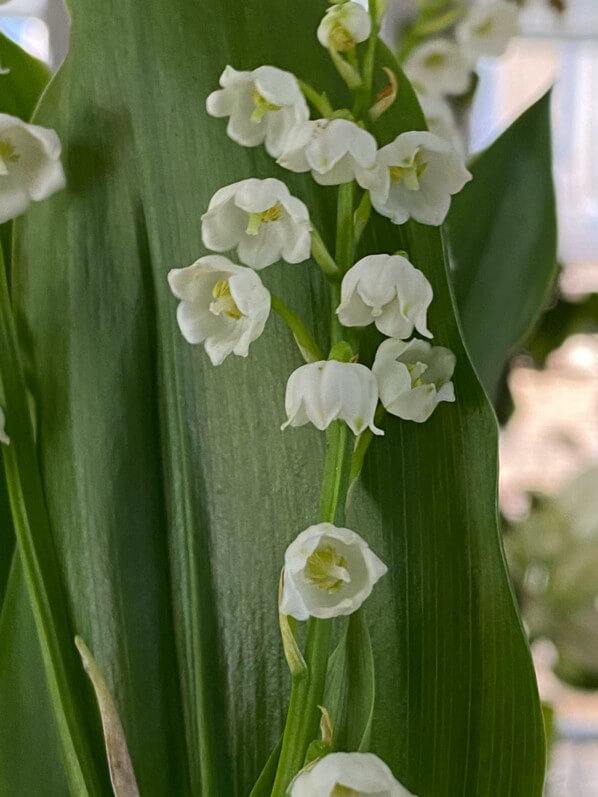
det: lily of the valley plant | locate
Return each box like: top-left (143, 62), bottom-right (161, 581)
top-left (0, 0), bottom-right (549, 795)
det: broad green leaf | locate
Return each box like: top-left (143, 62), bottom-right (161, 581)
top-left (7, 3), bottom-right (544, 796)
top-left (0, 557), bottom-right (67, 796)
top-left (0, 242), bottom-right (109, 794)
top-left (447, 92), bottom-right (558, 401)
top-left (323, 610), bottom-right (375, 752)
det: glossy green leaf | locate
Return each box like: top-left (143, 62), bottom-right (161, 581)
top-left (447, 92), bottom-right (558, 401)
top-left (6, 2), bottom-right (544, 795)
top-left (323, 610), bottom-right (375, 753)
top-left (0, 557), bottom-right (67, 796)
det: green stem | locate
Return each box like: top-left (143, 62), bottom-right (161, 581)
top-left (271, 170), bottom-right (359, 797)
top-left (298, 79), bottom-right (334, 118)
top-left (270, 422), bottom-right (354, 797)
top-left (350, 405), bottom-right (386, 485)
top-left (311, 229), bottom-right (340, 279)
top-left (336, 182), bottom-right (355, 274)
top-left (0, 249), bottom-right (105, 795)
top-left (271, 295), bottom-right (325, 362)
top-left (353, 0), bottom-right (383, 120)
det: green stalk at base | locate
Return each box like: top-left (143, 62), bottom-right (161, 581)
top-left (270, 421), bottom-right (354, 797)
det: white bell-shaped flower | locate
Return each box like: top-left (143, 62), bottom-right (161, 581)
top-left (373, 338), bottom-right (456, 423)
top-left (317, 1), bottom-right (372, 52)
top-left (404, 39), bottom-right (470, 97)
top-left (168, 255), bottom-right (270, 366)
top-left (206, 65), bottom-right (309, 157)
top-left (456, 1), bottom-right (519, 63)
top-left (337, 253), bottom-right (433, 339)
top-left (282, 360), bottom-right (383, 436)
top-left (0, 113), bottom-right (65, 224)
top-left (0, 407), bottom-right (9, 446)
top-left (201, 178), bottom-right (311, 269)
top-left (277, 118), bottom-right (380, 189)
top-left (289, 752), bottom-right (413, 796)
top-left (280, 523), bottom-right (387, 621)
top-left (369, 130), bottom-right (471, 226)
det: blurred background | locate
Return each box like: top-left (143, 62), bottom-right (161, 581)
top-left (1, 0), bottom-right (597, 793)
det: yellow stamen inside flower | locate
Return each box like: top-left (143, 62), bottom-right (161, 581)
top-left (389, 148), bottom-right (428, 191)
top-left (328, 22), bottom-right (355, 52)
top-left (423, 52), bottom-right (447, 70)
top-left (209, 280), bottom-right (243, 320)
top-left (251, 88), bottom-right (282, 123)
top-left (406, 361), bottom-right (428, 388)
top-left (0, 139), bottom-right (19, 175)
top-left (246, 203), bottom-right (283, 235)
top-left (306, 544), bottom-right (350, 593)
top-left (332, 786), bottom-right (359, 797)
top-left (473, 17), bottom-right (495, 36)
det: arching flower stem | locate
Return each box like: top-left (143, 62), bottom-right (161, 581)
top-left (271, 295), bottom-right (325, 363)
top-left (297, 78), bottom-right (335, 118)
top-left (353, 0), bottom-right (385, 120)
top-left (350, 404), bottom-right (387, 486)
top-left (272, 175), bottom-right (361, 795)
top-left (271, 420), bottom-right (354, 797)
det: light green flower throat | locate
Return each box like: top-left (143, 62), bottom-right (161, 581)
top-left (246, 203), bottom-right (283, 235)
top-left (306, 544), bottom-right (350, 593)
top-left (389, 148), bottom-right (428, 191)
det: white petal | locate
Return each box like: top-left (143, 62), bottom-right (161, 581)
top-left (0, 175), bottom-right (30, 223)
top-left (252, 65), bottom-right (303, 107)
top-left (289, 752), bottom-right (413, 797)
top-left (456, 1), bottom-right (519, 62)
top-left (373, 338), bottom-right (456, 422)
top-left (405, 39), bottom-right (470, 96)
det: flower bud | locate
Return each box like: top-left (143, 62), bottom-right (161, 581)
top-left (317, 1), bottom-right (372, 52)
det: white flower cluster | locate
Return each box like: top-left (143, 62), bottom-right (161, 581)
top-left (405, 1), bottom-right (520, 148)
top-left (165, 4), bottom-right (460, 790)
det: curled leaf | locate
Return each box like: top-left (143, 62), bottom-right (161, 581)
top-left (278, 572), bottom-right (308, 678)
top-left (318, 705), bottom-right (333, 746)
top-left (329, 47), bottom-right (362, 90)
top-left (369, 67), bottom-right (397, 121)
top-left (74, 637), bottom-right (140, 797)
